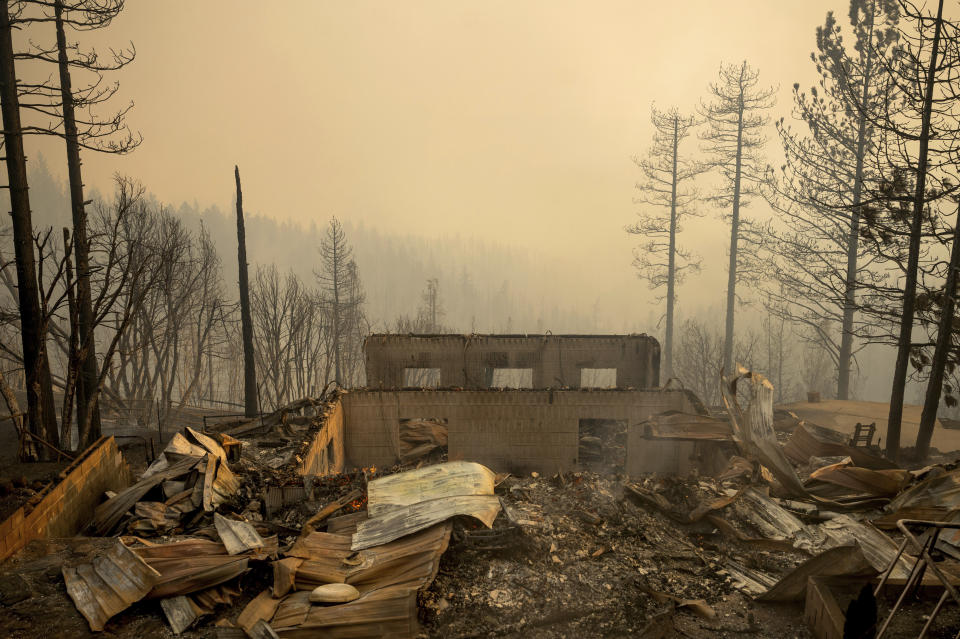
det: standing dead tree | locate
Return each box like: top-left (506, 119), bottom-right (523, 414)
top-left (855, 0), bottom-right (960, 458)
top-left (672, 315), bottom-right (761, 406)
top-left (13, 0), bottom-right (138, 448)
top-left (761, 0), bottom-right (899, 400)
top-left (627, 105), bottom-right (702, 379)
top-left (700, 61), bottom-right (776, 375)
top-left (317, 218), bottom-right (366, 387)
top-left (234, 166), bottom-right (258, 417)
top-left (0, 0), bottom-right (59, 456)
top-left (96, 181), bottom-right (227, 430)
top-left (917, 200), bottom-right (960, 458)
top-left (251, 266), bottom-right (325, 409)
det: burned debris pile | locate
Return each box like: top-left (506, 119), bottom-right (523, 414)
top-left (1, 376), bottom-right (960, 638)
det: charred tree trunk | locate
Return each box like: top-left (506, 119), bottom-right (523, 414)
top-left (332, 253), bottom-right (341, 385)
top-left (61, 227), bottom-right (78, 449)
top-left (722, 97), bottom-right (745, 374)
top-left (916, 202), bottom-right (960, 459)
top-left (0, 2), bottom-right (59, 458)
top-left (886, 0), bottom-right (944, 461)
top-left (837, 3), bottom-right (876, 401)
top-left (55, 0), bottom-right (101, 447)
top-left (665, 116), bottom-right (678, 380)
top-left (235, 166), bottom-right (258, 417)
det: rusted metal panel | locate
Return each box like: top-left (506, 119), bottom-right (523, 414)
top-left (62, 539), bottom-right (161, 631)
top-left (214, 512), bottom-right (266, 555)
top-left (273, 586), bottom-right (419, 639)
top-left (804, 577), bottom-right (845, 639)
top-left (288, 523), bottom-right (451, 592)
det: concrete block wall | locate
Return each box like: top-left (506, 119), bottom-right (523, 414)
top-left (340, 389), bottom-right (697, 474)
top-left (299, 401), bottom-right (346, 476)
top-left (0, 436), bottom-right (130, 561)
top-left (364, 334), bottom-right (661, 390)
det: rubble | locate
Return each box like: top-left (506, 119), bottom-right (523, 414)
top-left (4, 379), bottom-right (960, 637)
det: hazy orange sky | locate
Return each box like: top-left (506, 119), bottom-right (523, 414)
top-left (22, 0), bottom-right (840, 320)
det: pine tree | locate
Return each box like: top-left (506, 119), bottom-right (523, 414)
top-left (627, 106), bottom-right (702, 379)
top-left (700, 61), bottom-right (775, 375)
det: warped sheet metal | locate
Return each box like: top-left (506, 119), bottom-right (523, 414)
top-left (272, 585), bottom-right (419, 639)
top-left (352, 495), bottom-right (499, 550)
top-left (288, 522), bottom-right (451, 592)
top-left (365, 461), bottom-right (496, 518)
top-left (160, 595), bottom-right (207, 634)
top-left (398, 418), bottom-right (448, 463)
top-left (326, 510), bottom-right (368, 535)
top-left (237, 589), bottom-right (282, 634)
top-left (62, 539), bottom-right (161, 631)
top-left (131, 537), bottom-right (278, 598)
top-left (142, 427), bottom-right (229, 480)
top-left (639, 411), bottom-right (734, 440)
top-left (757, 546), bottom-right (878, 602)
top-left (141, 432), bottom-right (209, 479)
top-left (93, 456), bottom-right (203, 535)
top-left (214, 513), bottom-right (266, 555)
top-left (806, 463), bottom-right (911, 498)
top-left (819, 514), bottom-right (913, 579)
top-left (783, 422), bottom-right (898, 470)
top-left (721, 367), bottom-right (808, 498)
top-left (734, 487), bottom-right (804, 539)
top-left (887, 467), bottom-right (960, 514)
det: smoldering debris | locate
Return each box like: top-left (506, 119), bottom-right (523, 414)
top-left (1, 382), bottom-right (960, 638)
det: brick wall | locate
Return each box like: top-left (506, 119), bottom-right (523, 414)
top-left (340, 389), bottom-right (696, 474)
top-left (364, 334), bottom-right (661, 390)
top-left (299, 401), bottom-right (346, 476)
top-left (0, 436), bottom-right (130, 561)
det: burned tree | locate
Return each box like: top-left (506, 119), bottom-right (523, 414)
top-left (762, 0), bottom-right (899, 400)
top-left (627, 105), bottom-right (701, 379)
top-left (9, 0), bottom-right (138, 448)
top-left (700, 61), bottom-right (776, 375)
top-left (251, 266), bottom-right (326, 409)
top-left (917, 201), bottom-right (960, 458)
top-left (235, 166), bottom-right (258, 418)
top-left (317, 218), bottom-right (365, 387)
top-left (857, 0), bottom-right (960, 459)
top-left (0, 1), bottom-right (59, 455)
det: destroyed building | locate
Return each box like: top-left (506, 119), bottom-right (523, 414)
top-left (1, 334), bottom-right (960, 638)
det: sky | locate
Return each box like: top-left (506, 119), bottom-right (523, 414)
top-left (21, 0), bottom-right (841, 323)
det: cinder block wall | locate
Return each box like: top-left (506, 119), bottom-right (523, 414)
top-left (341, 389), bottom-right (696, 474)
top-left (364, 334), bottom-right (661, 389)
top-left (0, 436), bottom-right (130, 561)
top-left (299, 400), bottom-right (346, 476)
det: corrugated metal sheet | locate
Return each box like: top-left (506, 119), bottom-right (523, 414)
top-left (288, 522), bottom-right (451, 592)
top-left (366, 461), bottom-right (496, 518)
top-left (214, 513), bottom-right (266, 555)
top-left (62, 539), bottom-right (161, 631)
top-left (273, 586), bottom-right (419, 639)
top-left (352, 495), bottom-right (499, 550)
top-left (352, 461), bottom-right (499, 550)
